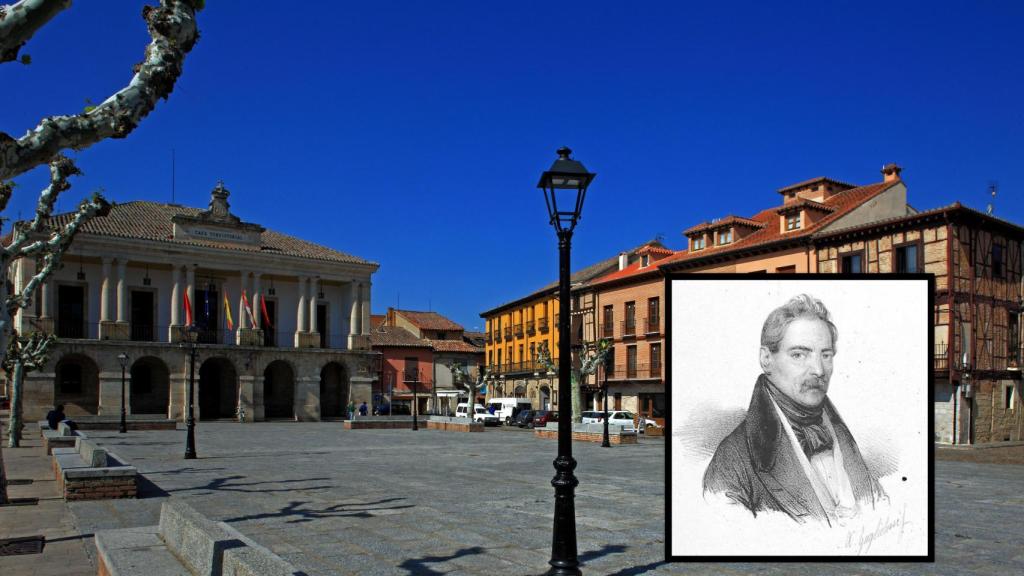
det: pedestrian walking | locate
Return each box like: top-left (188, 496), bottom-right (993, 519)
top-left (347, 401), bottom-right (356, 420)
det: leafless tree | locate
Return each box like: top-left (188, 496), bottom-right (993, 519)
top-left (0, 0), bottom-right (201, 441)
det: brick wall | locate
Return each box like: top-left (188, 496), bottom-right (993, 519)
top-left (534, 428), bottom-right (638, 444)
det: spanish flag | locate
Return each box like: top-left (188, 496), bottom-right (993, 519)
top-left (223, 288), bottom-right (234, 331)
top-left (184, 291), bottom-right (193, 326)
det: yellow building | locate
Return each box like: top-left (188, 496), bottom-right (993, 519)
top-left (480, 242), bottom-right (667, 410)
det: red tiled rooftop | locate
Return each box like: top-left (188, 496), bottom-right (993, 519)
top-left (659, 179), bottom-right (898, 269)
top-left (44, 201), bottom-right (374, 265)
top-left (394, 310), bottom-right (463, 331)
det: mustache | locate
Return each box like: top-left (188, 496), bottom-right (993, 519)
top-left (800, 377), bottom-right (829, 391)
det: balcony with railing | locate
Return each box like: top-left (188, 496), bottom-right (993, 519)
top-left (934, 342), bottom-right (948, 371)
top-left (646, 316), bottom-right (660, 334)
top-left (526, 320), bottom-right (536, 336)
top-left (504, 327), bottom-right (512, 340)
top-left (606, 363), bottom-right (662, 380)
top-left (485, 333), bottom-right (493, 345)
top-left (490, 360), bottom-right (555, 376)
top-left (130, 324), bottom-right (155, 342)
top-left (514, 323), bottom-right (524, 338)
top-left (621, 319), bottom-right (637, 339)
top-left (602, 321), bottom-right (614, 338)
top-left (539, 317), bottom-right (549, 333)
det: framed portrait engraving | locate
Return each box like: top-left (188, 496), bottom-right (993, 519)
top-left (666, 274), bottom-right (934, 561)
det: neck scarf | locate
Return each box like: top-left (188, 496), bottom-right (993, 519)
top-left (765, 378), bottom-right (833, 457)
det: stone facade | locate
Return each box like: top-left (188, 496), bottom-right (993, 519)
top-left (10, 183), bottom-right (380, 422)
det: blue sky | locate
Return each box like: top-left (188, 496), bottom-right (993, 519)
top-left (3, 0), bottom-right (1022, 331)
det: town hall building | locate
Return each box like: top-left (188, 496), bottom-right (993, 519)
top-left (10, 182), bottom-right (380, 422)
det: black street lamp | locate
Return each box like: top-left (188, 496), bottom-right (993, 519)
top-left (118, 353), bottom-right (129, 434)
top-left (602, 346), bottom-right (614, 448)
top-left (538, 146), bottom-right (595, 576)
top-left (184, 325), bottom-right (199, 459)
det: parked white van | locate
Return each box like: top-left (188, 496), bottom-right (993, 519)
top-left (455, 403), bottom-right (500, 426)
top-left (486, 398), bottom-right (533, 426)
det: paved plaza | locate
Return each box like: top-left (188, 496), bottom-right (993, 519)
top-left (3, 422), bottom-right (1023, 575)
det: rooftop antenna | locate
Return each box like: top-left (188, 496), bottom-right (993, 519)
top-left (986, 181), bottom-right (997, 215)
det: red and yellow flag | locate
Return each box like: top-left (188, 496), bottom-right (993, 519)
top-left (223, 288), bottom-right (234, 331)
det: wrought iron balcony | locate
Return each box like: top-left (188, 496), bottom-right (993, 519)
top-left (606, 363), bottom-right (662, 380)
top-left (504, 327), bottom-right (512, 340)
top-left (514, 323), bottom-right (524, 337)
top-left (526, 320), bottom-right (536, 335)
top-left (485, 333), bottom-right (493, 345)
top-left (646, 316), bottom-right (660, 334)
top-left (539, 317), bottom-right (550, 333)
top-left (621, 319), bottom-right (637, 338)
top-left (601, 321), bottom-right (614, 338)
top-left (934, 342), bottom-right (949, 371)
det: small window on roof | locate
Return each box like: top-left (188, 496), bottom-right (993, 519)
top-left (785, 213), bottom-right (801, 231)
top-left (641, 254), bottom-right (650, 267)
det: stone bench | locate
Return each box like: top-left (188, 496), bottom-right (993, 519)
top-left (42, 421), bottom-right (81, 454)
top-left (95, 499), bottom-right (302, 576)
top-left (426, 416), bottom-right (483, 432)
top-left (51, 437), bottom-right (137, 501)
top-left (534, 423), bottom-right (638, 445)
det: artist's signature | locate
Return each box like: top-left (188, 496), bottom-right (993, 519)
top-left (845, 505), bottom-right (906, 554)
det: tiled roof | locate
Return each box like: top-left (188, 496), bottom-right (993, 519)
top-left (657, 179), bottom-right (899, 270)
top-left (684, 215), bottom-right (765, 235)
top-left (44, 201), bottom-right (375, 265)
top-left (370, 315), bottom-right (387, 330)
top-left (428, 339), bottom-right (483, 354)
top-left (776, 198), bottom-right (835, 214)
top-left (481, 240), bottom-right (668, 316)
top-left (777, 176), bottom-right (857, 194)
top-left (369, 325), bottom-right (432, 348)
top-left (395, 310), bottom-right (463, 331)
top-left (815, 201), bottom-right (1024, 240)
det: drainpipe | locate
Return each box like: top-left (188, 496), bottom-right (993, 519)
top-left (947, 219), bottom-right (956, 444)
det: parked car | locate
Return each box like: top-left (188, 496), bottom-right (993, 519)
top-left (515, 410), bottom-right (535, 428)
top-left (532, 410), bottom-right (559, 428)
top-left (455, 403), bottom-right (500, 426)
top-left (580, 410), bottom-right (661, 433)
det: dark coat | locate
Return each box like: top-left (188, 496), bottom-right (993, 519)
top-left (703, 375), bottom-right (884, 525)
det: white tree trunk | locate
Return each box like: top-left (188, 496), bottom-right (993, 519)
top-left (7, 360), bottom-right (24, 447)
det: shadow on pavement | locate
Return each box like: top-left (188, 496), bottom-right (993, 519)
top-left (224, 497), bottom-right (414, 524)
top-left (136, 474), bottom-right (170, 498)
top-left (167, 474), bottom-right (334, 495)
top-left (397, 545), bottom-right (485, 575)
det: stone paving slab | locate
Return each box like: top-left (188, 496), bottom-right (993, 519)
top-left (58, 422), bottom-right (1024, 575)
top-left (0, 417), bottom-right (95, 576)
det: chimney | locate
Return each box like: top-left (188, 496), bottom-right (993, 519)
top-left (618, 252), bottom-right (628, 270)
top-left (881, 163), bottom-right (902, 183)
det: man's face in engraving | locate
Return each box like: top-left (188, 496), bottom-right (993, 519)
top-left (760, 317), bottom-right (835, 408)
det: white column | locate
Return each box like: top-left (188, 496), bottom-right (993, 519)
top-left (297, 276), bottom-right (308, 333)
top-left (238, 271), bottom-right (249, 330)
top-left (349, 282), bottom-right (360, 336)
top-left (115, 259), bottom-right (127, 322)
top-left (40, 279), bottom-right (52, 318)
top-left (170, 267), bottom-right (181, 326)
top-left (252, 273), bottom-right (262, 329)
top-left (185, 265), bottom-right (195, 325)
top-left (100, 257), bottom-right (112, 322)
top-left (309, 277), bottom-right (319, 334)
top-left (361, 281), bottom-right (371, 336)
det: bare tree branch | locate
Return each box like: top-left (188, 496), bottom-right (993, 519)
top-left (4, 154), bottom-right (79, 253)
top-left (0, 0), bottom-right (70, 64)
top-left (0, 0), bottom-right (200, 180)
top-left (6, 191), bottom-right (108, 315)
